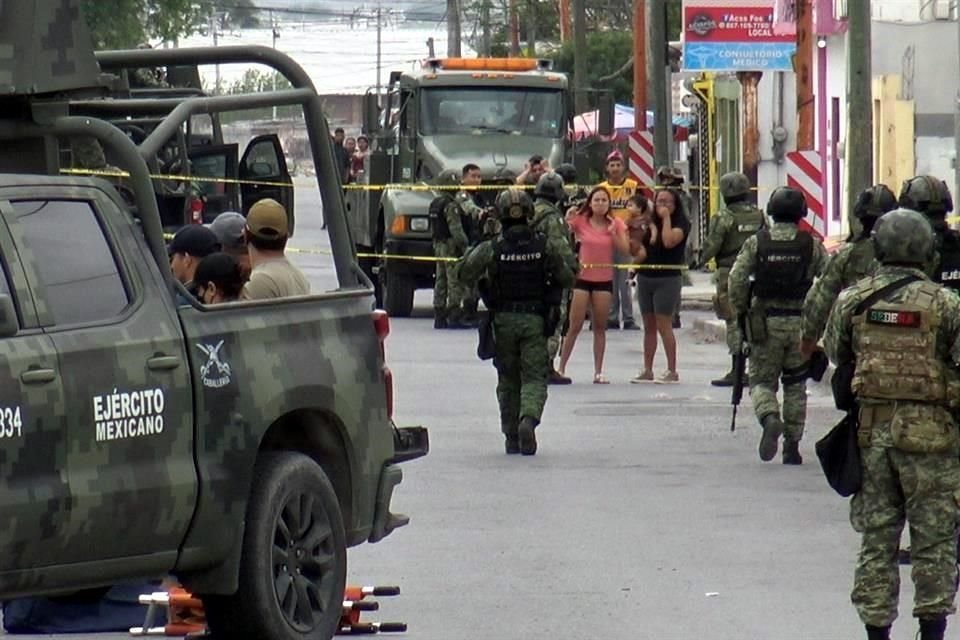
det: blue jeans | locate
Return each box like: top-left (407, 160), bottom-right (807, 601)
top-left (608, 252), bottom-right (634, 325)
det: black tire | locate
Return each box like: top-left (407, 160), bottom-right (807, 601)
top-left (382, 268), bottom-right (414, 318)
top-left (204, 452), bottom-right (347, 640)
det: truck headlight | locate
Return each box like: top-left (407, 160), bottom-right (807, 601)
top-left (409, 217), bottom-right (429, 232)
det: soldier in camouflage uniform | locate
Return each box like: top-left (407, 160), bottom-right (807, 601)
top-left (898, 175), bottom-right (960, 294)
top-left (800, 184), bottom-right (897, 359)
top-left (824, 209), bottom-right (960, 640)
top-left (531, 171), bottom-right (580, 385)
top-left (433, 166), bottom-right (483, 329)
top-left (699, 172), bottom-right (766, 386)
top-left (729, 186), bottom-right (828, 464)
top-left (458, 189), bottom-right (576, 455)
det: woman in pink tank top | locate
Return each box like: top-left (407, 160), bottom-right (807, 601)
top-left (558, 186), bottom-right (630, 384)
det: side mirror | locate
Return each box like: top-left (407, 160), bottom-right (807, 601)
top-left (363, 92), bottom-right (381, 135)
top-left (597, 92), bottom-right (615, 137)
top-left (0, 295), bottom-right (18, 338)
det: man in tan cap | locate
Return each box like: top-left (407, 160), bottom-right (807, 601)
top-left (240, 198), bottom-right (311, 300)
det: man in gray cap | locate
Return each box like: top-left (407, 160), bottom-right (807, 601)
top-left (208, 211), bottom-right (251, 280)
top-left (241, 199), bottom-right (311, 300)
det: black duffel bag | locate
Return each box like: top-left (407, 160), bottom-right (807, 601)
top-left (815, 411), bottom-right (862, 497)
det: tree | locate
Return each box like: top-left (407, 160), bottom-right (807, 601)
top-left (225, 69), bottom-right (293, 94)
top-left (82, 0), bottom-right (213, 49)
top-left (215, 0), bottom-right (261, 30)
top-left (551, 31), bottom-right (634, 104)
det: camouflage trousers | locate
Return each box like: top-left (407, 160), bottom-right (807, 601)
top-left (713, 268), bottom-right (739, 356)
top-left (433, 240), bottom-right (465, 313)
top-left (546, 290), bottom-right (570, 362)
top-left (851, 424), bottom-right (960, 626)
top-left (748, 316), bottom-right (807, 441)
top-left (493, 313), bottom-right (549, 435)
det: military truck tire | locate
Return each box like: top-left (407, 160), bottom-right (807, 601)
top-left (382, 269), bottom-right (414, 317)
top-left (205, 451), bottom-right (347, 640)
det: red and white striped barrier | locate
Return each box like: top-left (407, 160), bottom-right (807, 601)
top-left (785, 150), bottom-right (826, 239)
top-left (628, 130), bottom-right (655, 192)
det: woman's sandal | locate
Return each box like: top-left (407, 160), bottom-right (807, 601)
top-left (593, 373), bottom-right (610, 384)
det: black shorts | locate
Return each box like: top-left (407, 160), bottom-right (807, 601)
top-left (574, 279), bottom-right (613, 293)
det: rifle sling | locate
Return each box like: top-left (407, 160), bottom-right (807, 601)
top-left (853, 275), bottom-right (921, 315)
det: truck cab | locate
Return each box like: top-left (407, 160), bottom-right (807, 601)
top-left (353, 57), bottom-right (574, 317)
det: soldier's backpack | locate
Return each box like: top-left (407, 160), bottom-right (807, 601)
top-left (429, 192), bottom-right (456, 241)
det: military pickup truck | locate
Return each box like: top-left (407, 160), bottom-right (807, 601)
top-left (0, 3), bottom-right (427, 640)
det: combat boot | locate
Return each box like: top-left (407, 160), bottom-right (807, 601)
top-left (711, 357), bottom-right (736, 387)
top-left (548, 368), bottom-right (572, 385)
top-left (782, 439), bottom-right (803, 465)
top-left (759, 414), bottom-right (784, 462)
top-left (504, 433), bottom-right (520, 454)
top-left (446, 308), bottom-right (470, 329)
top-left (518, 416), bottom-right (539, 456)
top-left (864, 624), bottom-right (890, 640)
top-left (919, 617), bottom-right (946, 640)
top-left (433, 310), bottom-right (447, 329)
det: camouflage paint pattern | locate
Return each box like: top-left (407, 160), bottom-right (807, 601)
top-left (801, 238), bottom-right (878, 344)
top-left (729, 222), bottom-right (828, 440)
top-left (458, 230), bottom-right (575, 432)
top-left (531, 198), bottom-right (578, 360)
top-left (826, 265), bottom-right (960, 627)
top-left (433, 240), bottom-right (467, 314)
top-left (713, 267), bottom-right (739, 356)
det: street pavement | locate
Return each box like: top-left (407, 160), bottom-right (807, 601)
top-left (2, 179), bottom-right (928, 640)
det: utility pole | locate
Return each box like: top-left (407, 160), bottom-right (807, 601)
top-left (573, 0), bottom-right (587, 113)
top-left (527, 0), bottom-right (537, 57)
top-left (210, 12), bottom-right (221, 94)
top-left (633, 0), bottom-right (646, 131)
top-left (796, 0), bottom-right (815, 149)
top-left (427, 37), bottom-right (436, 58)
top-left (649, 0), bottom-right (670, 169)
top-left (559, 0), bottom-right (572, 43)
top-left (376, 1), bottom-right (382, 101)
top-left (480, 0), bottom-right (491, 56)
top-left (846, 0), bottom-right (873, 219)
top-left (271, 10), bottom-right (279, 120)
top-left (446, 0), bottom-right (461, 57)
top-left (955, 6), bottom-right (960, 199)
top-left (738, 71), bottom-right (762, 202)
top-left (509, 0), bottom-right (521, 56)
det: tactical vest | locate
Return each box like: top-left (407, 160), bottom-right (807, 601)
top-left (717, 204), bottom-right (764, 267)
top-left (839, 239), bottom-right (877, 289)
top-left (935, 231), bottom-right (960, 293)
top-left (754, 229), bottom-right (814, 300)
top-left (493, 227), bottom-right (548, 309)
top-left (852, 279), bottom-right (954, 405)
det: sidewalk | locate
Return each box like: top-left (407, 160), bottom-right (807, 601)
top-left (679, 268), bottom-right (715, 311)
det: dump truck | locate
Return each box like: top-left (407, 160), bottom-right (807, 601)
top-left (351, 57), bottom-right (584, 317)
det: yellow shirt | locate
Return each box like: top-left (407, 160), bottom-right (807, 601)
top-left (598, 178), bottom-right (639, 222)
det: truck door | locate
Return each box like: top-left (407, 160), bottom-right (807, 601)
top-left (239, 135), bottom-right (295, 235)
top-left (4, 188), bottom-right (196, 566)
top-left (0, 201), bottom-right (69, 575)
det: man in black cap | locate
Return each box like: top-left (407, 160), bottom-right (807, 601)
top-left (168, 224), bottom-right (221, 298)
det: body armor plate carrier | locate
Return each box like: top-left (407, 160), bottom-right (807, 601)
top-left (754, 229), bottom-right (814, 300)
top-left (493, 227), bottom-right (548, 310)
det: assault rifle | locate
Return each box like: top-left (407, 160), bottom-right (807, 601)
top-left (730, 304), bottom-right (751, 432)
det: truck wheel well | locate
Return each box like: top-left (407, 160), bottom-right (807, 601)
top-left (259, 410), bottom-right (354, 529)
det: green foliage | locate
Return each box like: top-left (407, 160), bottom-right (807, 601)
top-left (551, 31), bottom-right (634, 104)
top-left (225, 69), bottom-right (293, 94)
top-left (82, 0), bottom-right (213, 49)
top-left (216, 0), bottom-right (261, 30)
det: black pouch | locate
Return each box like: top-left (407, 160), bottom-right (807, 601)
top-left (831, 362), bottom-right (856, 411)
top-left (477, 312), bottom-right (496, 360)
top-left (815, 411), bottom-right (862, 497)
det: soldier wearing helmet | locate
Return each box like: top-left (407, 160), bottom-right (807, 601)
top-left (801, 184), bottom-right (898, 359)
top-left (700, 172), bottom-right (766, 386)
top-left (457, 188), bottom-right (576, 456)
top-left (531, 172), bottom-right (580, 384)
top-left (729, 186), bottom-right (828, 465)
top-left (432, 164), bottom-right (484, 329)
top-left (898, 175), bottom-right (960, 293)
top-left (824, 208), bottom-right (960, 640)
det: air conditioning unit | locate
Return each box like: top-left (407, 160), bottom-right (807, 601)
top-left (834, 0), bottom-right (848, 19)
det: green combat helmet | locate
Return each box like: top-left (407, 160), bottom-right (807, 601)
top-left (533, 172), bottom-right (565, 203)
top-left (871, 208), bottom-right (934, 265)
top-left (555, 163), bottom-right (577, 184)
top-left (898, 175), bottom-right (954, 217)
top-left (496, 188), bottom-right (534, 223)
top-left (766, 186), bottom-right (807, 222)
top-left (854, 184), bottom-right (897, 219)
top-left (719, 171), bottom-right (751, 201)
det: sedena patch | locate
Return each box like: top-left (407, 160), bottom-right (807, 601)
top-left (866, 309), bottom-right (922, 328)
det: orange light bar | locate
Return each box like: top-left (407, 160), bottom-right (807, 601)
top-left (438, 57), bottom-right (539, 71)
